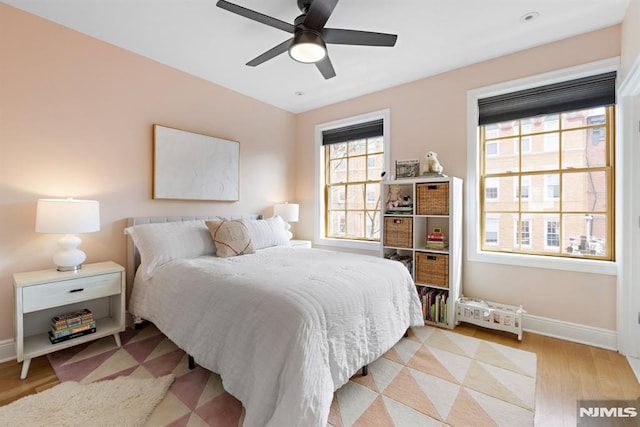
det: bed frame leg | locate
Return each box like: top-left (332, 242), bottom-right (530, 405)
top-left (188, 355), bottom-right (195, 370)
top-left (362, 365), bottom-right (368, 376)
top-left (133, 316), bottom-right (144, 329)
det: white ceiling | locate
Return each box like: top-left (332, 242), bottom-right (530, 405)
top-left (4, 0), bottom-right (630, 113)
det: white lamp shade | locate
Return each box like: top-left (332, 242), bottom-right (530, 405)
top-left (273, 202), bottom-right (299, 223)
top-left (35, 198), bottom-right (100, 271)
top-left (35, 199), bottom-right (100, 234)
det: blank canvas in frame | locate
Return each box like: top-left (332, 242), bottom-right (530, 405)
top-left (153, 125), bottom-right (239, 201)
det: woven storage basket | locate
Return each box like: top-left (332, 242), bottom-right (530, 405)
top-left (383, 217), bottom-right (413, 248)
top-left (415, 252), bottom-right (449, 288)
top-left (416, 182), bottom-right (449, 215)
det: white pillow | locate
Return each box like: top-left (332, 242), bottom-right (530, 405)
top-left (125, 220), bottom-right (215, 280)
top-left (242, 216), bottom-right (291, 250)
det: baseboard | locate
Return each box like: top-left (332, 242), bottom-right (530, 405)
top-left (0, 338), bottom-right (16, 364)
top-left (523, 313), bottom-right (617, 351)
top-left (626, 356), bottom-right (640, 384)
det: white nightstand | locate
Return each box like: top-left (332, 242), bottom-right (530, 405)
top-left (290, 239), bottom-right (312, 248)
top-left (13, 261), bottom-right (125, 379)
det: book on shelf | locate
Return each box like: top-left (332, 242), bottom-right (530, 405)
top-left (426, 228), bottom-right (447, 250)
top-left (385, 252), bottom-right (413, 275)
top-left (51, 308), bottom-right (93, 329)
top-left (417, 286), bottom-right (448, 324)
top-left (385, 207), bottom-right (413, 215)
top-left (51, 317), bottom-right (94, 332)
top-left (48, 327), bottom-right (97, 344)
top-left (50, 321), bottom-right (96, 338)
top-left (426, 242), bottom-right (446, 250)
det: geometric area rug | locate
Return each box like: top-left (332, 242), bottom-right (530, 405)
top-left (48, 323), bottom-right (537, 426)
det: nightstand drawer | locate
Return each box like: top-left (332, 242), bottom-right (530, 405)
top-left (22, 272), bottom-right (121, 313)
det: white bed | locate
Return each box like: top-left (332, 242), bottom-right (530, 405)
top-left (126, 216), bottom-right (424, 427)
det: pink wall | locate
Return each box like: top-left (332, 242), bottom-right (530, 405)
top-left (0, 4), bottom-right (296, 342)
top-left (296, 26), bottom-right (621, 330)
top-left (1, 2), bottom-right (638, 346)
top-left (621, 0), bottom-right (640, 79)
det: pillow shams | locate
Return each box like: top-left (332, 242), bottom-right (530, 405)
top-left (205, 219), bottom-right (255, 257)
top-left (125, 220), bottom-right (215, 280)
top-left (242, 216), bottom-right (291, 250)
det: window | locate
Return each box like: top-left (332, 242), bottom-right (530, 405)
top-left (476, 71), bottom-right (615, 262)
top-left (514, 176), bottom-right (531, 200)
top-left (485, 177), bottom-right (499, 201)
top-left (545, 174), bottom-right (560, 200)
top-left (515, 217), bottom-right (532, 248)
top-left (486, 140), bottom-right (498, 156)
top-left (543, 115), bottom-right (560, 151)
top-left (545, 219), bottom-right (560, 248)
top-left (516, 122), bottom-right (532, 154)
top-left (485, 216), bottom-right (499, 246)
top-left (316, 110), bottom-right (390, 248)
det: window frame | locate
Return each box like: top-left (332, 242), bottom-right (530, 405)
top-left (466, 59), bottom-right (618, 275)
top-left (315, 109), bottom-right (391, 251)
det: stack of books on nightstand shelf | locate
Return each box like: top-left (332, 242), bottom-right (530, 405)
top-left (49, 308), bottom-right (96, 344)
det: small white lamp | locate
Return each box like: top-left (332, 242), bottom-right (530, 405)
top-left (35, 198), bottom-right (100, 271)
top-left (273, 202), bottom-right (299, 239)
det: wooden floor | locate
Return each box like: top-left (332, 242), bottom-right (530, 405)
top-left (1, 324), bottom-right (639, 426)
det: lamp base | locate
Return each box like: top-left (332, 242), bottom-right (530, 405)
top-left (57, 265), bottom-right (82, 272)
top-left (53, 234), bottom-right (86, 272)
top-left (284, 221), bottom-right (293, 240)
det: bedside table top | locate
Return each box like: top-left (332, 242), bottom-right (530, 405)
top-left (14, 261), bottom-right (124, 287)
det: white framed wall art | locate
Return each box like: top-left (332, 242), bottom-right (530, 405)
top-left (153, 124), bottom-right (239, 201)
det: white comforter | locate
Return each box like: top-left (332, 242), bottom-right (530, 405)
top-left (129, 246), bottom-right (424, 427)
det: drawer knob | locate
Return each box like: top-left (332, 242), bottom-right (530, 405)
top-left (69, 288), bottom-right (84, 293)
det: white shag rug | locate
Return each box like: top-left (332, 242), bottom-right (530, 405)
top-left (0, 374), bottom-right (174, 427)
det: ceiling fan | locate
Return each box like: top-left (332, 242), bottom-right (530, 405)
top-left (216, 0), bottom-right (397, 79)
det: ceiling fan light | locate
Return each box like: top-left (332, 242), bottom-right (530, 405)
top-left (289, 30), bottom-right (326, 63)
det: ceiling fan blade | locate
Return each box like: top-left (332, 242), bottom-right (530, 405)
top-left (217, 0), bottom-right (295, 33)
top-left (246, 38), bottom-right (294, 66)
top-left (315, 55), bottom-right (336, 79)
top-left (303, 0), bottom-right (339, 31)
top-left (322, 28), bottom-right (397, 46)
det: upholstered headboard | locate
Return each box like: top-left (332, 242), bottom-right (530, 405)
top-left (125, 215), bottom-right (262, 290)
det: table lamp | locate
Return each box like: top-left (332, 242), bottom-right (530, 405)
top-left (35, 198), bottom-right (100, 271)
top-left (273, 202), bottom-right (299, 239)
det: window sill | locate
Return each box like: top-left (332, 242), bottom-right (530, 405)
top-left (468, 250), bottom-right (617, 275)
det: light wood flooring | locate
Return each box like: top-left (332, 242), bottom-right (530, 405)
top-left (1, 324), bottom-right (639, 426)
